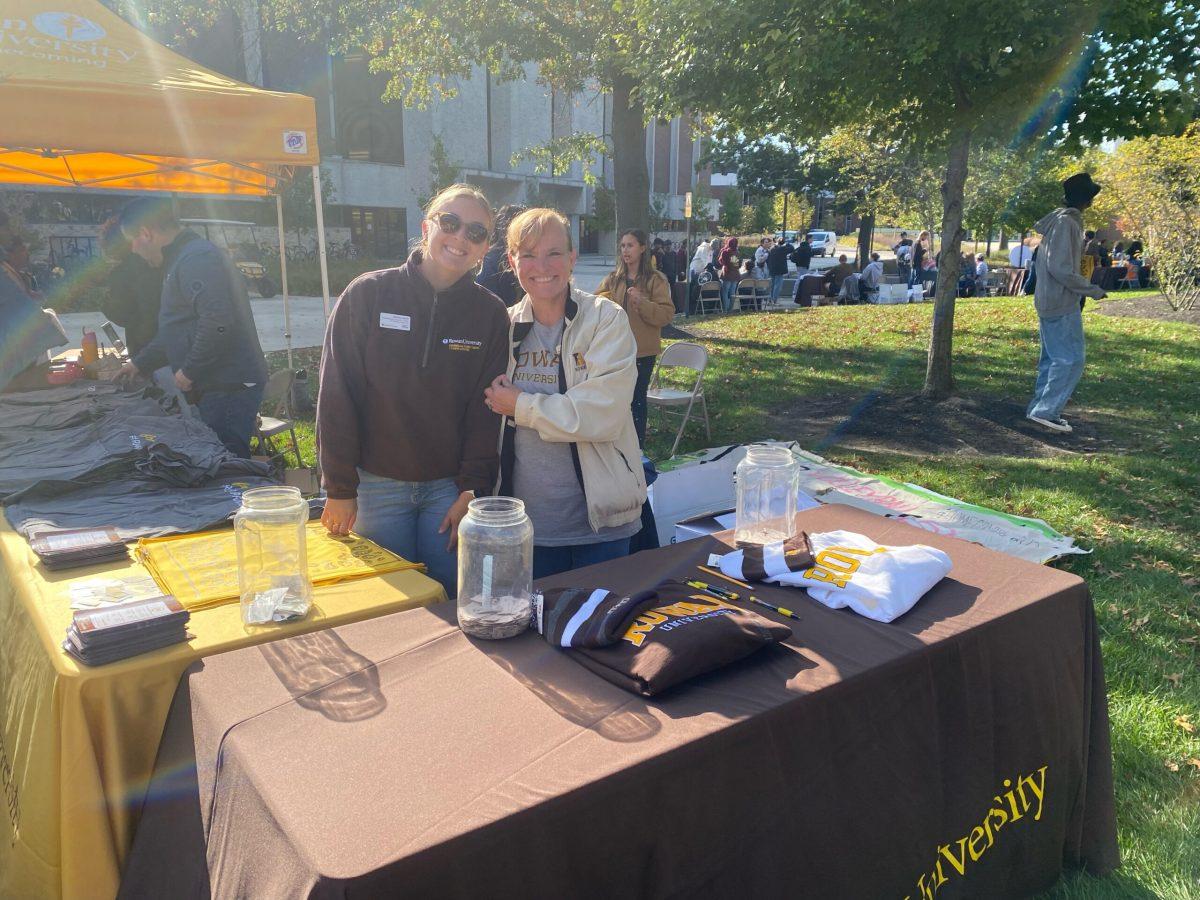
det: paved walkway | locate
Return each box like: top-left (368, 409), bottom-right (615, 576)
top-left (55, 253), bottom-right (850, 353)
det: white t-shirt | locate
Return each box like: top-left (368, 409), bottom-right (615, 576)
top-left (1009, 245), bottom-right (1032, 267)
top-left (716, 530), bottom-right (952, 623)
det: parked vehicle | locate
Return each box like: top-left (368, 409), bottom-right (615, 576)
top-left (806, 230), bottom-right (838, 257)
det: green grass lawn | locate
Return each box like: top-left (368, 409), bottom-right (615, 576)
top-left (269, 295), bottom-right (1199, 897)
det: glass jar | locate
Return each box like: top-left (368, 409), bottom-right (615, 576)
top-left (234, 486), bottom-right (313, 626)
top-left (457, 497), bottom-right (534, 639)
top-left (735, 444), bottom-right (800, 546)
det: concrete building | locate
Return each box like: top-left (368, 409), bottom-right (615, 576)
top-left (7, 6), bottom-right (716, 267)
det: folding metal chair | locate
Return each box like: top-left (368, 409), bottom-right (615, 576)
top-left (647, 342), bottom-right (711, 457)
top-left (696, 279), bottom-right (723, 315)
top-left (1117, 265), bottom-right (1139, 290)
top-left (253, 369), bottom-right (302, 468)
top-left (735, 277), bottom-right (760, 312)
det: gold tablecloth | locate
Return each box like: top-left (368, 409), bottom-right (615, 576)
top-left (0, 518), bottom-right (445, 900)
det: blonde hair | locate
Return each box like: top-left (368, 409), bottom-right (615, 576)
top-left (420, 183), bottom-right (494, 254)
top-left (506, 207), bottom-right (573, 257)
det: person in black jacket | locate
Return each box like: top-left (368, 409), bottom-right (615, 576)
top-left (98, 215), bottom-right (163, 358)
top-left (476, 204), bottom-right (526, 305)
top-left (789, 237), bottom-right (813, 301)
top-left (765, 238), bottom-right (792, 303)
top-left (113, 198), bottom-right (268, 458)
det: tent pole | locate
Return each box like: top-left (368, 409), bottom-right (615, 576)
top-left (276, 193), bottom-right (293, 370)
top-left (312, 166), bottom-right (332, 319)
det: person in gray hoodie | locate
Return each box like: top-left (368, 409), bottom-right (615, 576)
top-left (1025, 173), bottom-right (1107, 434)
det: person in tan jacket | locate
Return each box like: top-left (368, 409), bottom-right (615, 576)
top-left (595, 229), bottom-right (675, 445)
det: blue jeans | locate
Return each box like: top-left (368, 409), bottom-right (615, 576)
top-left (354, 471), bottom-right (460, 594)
top-left (197, 383), bottom-right (265, 458)
top-left (720, 279), bottom-right (737, 312)
top-left (768, 274), bottom-right (785, 302)
top-left (533, 538), bottom-right (632, 579)
top-left (1027, 310), bottom-right (1086, 421)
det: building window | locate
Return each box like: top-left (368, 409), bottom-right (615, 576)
top-left (346, 207), bottom-right (408, 260)
top-left (332, 55), bottom-right (404, 165)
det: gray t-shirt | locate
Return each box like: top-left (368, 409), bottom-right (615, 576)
top-left (511, 319), bottom-right (639, 547)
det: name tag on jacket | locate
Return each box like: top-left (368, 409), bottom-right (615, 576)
top-left (379, 313), bottom-right (411, 331)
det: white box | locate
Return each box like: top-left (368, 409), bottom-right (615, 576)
top-left (673, 510), bottom-right (736, 544)
top-left (872, 283), bottom-right (909, 304)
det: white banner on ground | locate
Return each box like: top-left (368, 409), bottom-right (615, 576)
top-left (650, 443), bottom-right (1087, 564)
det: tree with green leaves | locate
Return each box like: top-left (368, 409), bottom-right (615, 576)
top-left (688, 183), bottom-right (715, 233)
top-left (257, 0), bottom-right (688, 235)
top-left (645, 0), bottom-right (1198, 398)
top-left (278, 162), bottom-right (336, 250)
top-left (416, 135), bottom-right (462, 210)
top-left (774, 191), bottom-right (811, 235)
top-left (718, 188), bottom-right (744, 234)
top-left (1093, 126), bottom-right (1200, 310)
top-left (745, 195), bottom-right (776, 235)
top-left (590, 186), bottom-right (616, 235)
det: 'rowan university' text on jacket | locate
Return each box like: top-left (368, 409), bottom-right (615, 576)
top-left (317, 250), bottom-right (510, 500)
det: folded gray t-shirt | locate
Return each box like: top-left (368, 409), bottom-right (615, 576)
top-left (511, 319), bottom-right (638, 547)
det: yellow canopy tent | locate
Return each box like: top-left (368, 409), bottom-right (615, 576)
top-left (0, 0), bottom-right (334, 351)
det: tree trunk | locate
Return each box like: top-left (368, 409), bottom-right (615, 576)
top-left (922, 127), bottom-right (972, 400)
top-left (998, 226), bottom-right (1007, 251)
top-left (856, 211), bottom-right (874, 271)
top-left (610, 72), bottom-right (649, 235)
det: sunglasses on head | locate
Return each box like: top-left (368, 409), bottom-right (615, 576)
top-left (429, 211), bottom-right (491, 245)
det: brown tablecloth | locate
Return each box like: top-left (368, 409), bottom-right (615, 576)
top-left (120, 506), bottom-right (1118, 899)
top-left (797, 273), bottom-right (826, 307)
top-left (1090, 266), bottom-right (1126, 292)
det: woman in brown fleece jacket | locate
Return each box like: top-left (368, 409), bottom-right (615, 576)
top-left (317, 185), bottom-right (509, 593)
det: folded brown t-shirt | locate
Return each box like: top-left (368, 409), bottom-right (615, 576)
top-left (563, 580), bottom-right (792, 696)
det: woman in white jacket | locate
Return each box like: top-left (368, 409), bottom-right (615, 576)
top-left (484, 208), bottom-right (647, 578)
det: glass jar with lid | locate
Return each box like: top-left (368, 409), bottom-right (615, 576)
top-left (234, 485), bottom-right (313, 626)
top-left (457, 497), bottom-right (534, 639)
top-left (734, 444), bottom-right (800, 546)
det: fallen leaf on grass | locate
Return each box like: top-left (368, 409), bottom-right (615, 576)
top-left (1166, 759), bottom-right (1180, 772)
top-left (1166, 673), bottom-right (1184, 687)
top-left (1174, 714), bottom-right (1196, 734)
top-left (1188, 759), bottom-right (1200, 771)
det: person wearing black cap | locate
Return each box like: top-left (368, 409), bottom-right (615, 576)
top-left (1025, 172), bottom-right (1107, 434)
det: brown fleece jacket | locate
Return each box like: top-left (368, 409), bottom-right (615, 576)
top-left (317, 251), bottom-right (510, 499)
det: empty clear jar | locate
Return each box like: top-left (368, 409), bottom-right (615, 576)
top-left (735, 444), bottom-right (800, 546)
top-left (234, 486), bottom-right (313, 626)
top-left (457, 497), bottom-right (534, 639)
